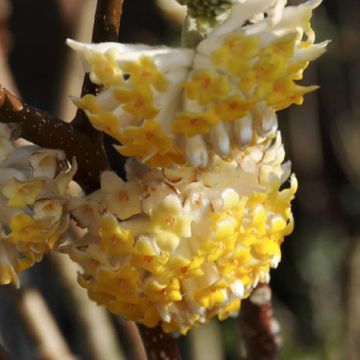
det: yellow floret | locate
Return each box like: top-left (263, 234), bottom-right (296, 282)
top-left (113, 87), bottom-right (159, 119)
top-left (88, 112), bottom-right (123, 139)
top-left (183, 70), bottom-right (230, 105)
top-left (172, 109), bottom-right (220, 136)
top-left (115, 119), bottom-right (182, 167)
top-left (120, 55), bottom-right (169, 92)
top-left (87, 50), bottom-right (124, 86)
top-left (2, 179), bottom-right (45, 208)
top-left (214, 96), bottom-right (255, 122)
top-left (99, 214), bottom-right (134, 256)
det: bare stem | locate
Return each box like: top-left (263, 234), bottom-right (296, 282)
top-left (239, 284), bottom-right (281, 360)
top-left (0, 85), bottom-right (109, 193)
top-left (138, 325), bottom-right (181, 360)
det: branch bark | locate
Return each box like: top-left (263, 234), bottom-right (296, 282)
top-left (239, 284), bottom-right (281, 360)
top-left (0, 85), bottom-right (109, 193)
top-left (138, 325), bottom-right (181, 360)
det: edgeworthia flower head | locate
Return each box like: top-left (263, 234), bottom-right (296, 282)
top-left (69, 0), bottom-right (327, 169)
top-left (61, 0), bottom-right (326, 333)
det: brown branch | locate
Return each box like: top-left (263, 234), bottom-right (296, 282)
top-left (93, 0), bottom-right (123, 43)
top-left (239, 284), bottom-right (282, 360)
top-left (0, 85), bottom-right (109, 193)
top-left (138, 325), bottom-right (181, 360)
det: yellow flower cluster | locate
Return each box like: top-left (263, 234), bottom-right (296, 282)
top-left (69, 0), bottom-right (327, 168)
top-left (64, 0), bottom-right (326, 333)
top-left (0, 0), bottom-right (328, 335)
top-left (61, 0), bottom-right (327, 333)
top-left (70, 42), bottom-right (193, 168)
top-left (66, 133), bottom-right (296, 333)
top-left (0, 124), bottom-right (76, 287)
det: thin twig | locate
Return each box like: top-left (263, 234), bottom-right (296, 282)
top-left (138, 325), bottom-right (181, 360)
top-left (239, 284), bottom-right (281, 360)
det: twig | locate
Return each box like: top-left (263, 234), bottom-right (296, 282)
top-left (239, 284), bottom-right (281, 360)
top-left (138, 325), bottom-right (181, 360)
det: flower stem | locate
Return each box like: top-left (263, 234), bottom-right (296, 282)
top-left (138, 325), bottom-right (181, 360)
top-left (238, 283), bottom-right (281, 360)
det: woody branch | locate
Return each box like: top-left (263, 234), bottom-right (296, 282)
top-left (239, 283), bottom-right (281, 360)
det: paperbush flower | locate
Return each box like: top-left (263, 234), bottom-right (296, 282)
top-left (69, 0), bottom-right (327, 169)
top-left (63, 0), bottom-right (327, 333)
top-left (0, 125), bottom-right (76, 287)
top-left (67, 134), bottom-right (297, 333)
top-left (0, 0), bottom-right (327, 336)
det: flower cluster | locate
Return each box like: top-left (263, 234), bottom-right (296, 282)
top-left (0, 124), bottom-right (76, 287)
top-left (67, 133), bottom-right (296, 333)
top-left (63, 0), bottom-right (327, 334)
top-left (0, 0), bottom-right (327, 335)
top-left (70, 0), bottom-right (327, 170)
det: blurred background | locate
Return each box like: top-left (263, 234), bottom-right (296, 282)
top-left (0, 0), bottom-right (359, 359)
